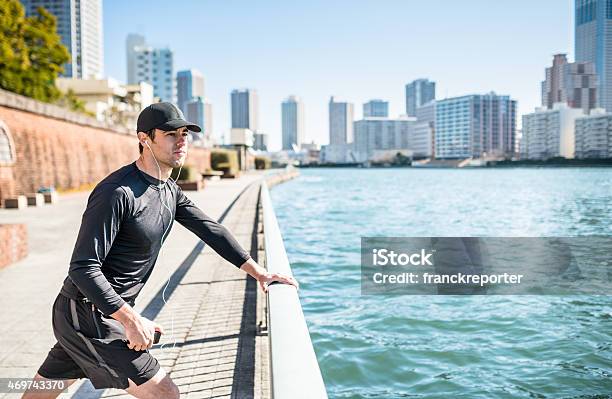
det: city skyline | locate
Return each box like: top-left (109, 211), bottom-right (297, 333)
top-left (103, 0), bottom-right (573, 150)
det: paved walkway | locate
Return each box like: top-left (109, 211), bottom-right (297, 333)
top-left (0, 169), bottom-right (279, 398)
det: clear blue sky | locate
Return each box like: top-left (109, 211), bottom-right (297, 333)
top-left (103, 0), bottom-right (573, 151)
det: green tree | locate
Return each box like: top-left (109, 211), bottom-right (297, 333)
top-left (0, 0), bottom-right (29, 95)
top-left (0, 0), bottom-right (69, 102)
top-left (22, 5), bottom-right (70, 101)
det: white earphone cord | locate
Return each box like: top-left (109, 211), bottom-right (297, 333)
top-left (144, 141), bottom-right (182, 350)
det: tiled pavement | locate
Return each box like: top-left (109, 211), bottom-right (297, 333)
top-left (0, 170), bottom-right (278, 398)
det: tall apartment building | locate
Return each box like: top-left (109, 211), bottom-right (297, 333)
top-left (329, 97), bottom-right (354, 145)
top-left (574, 110), bottom-right (612, 158)
top-left (414, 100), bottom-right (436, 158)
top-left (21, 0), bottom-right (104, 78)
top-left (354, 117), bottom-right (417, 162)
top-left (541, 53), bottom-right (597, 113)
top-left (126, 33), bottom-right (175, 102)
top-left (231, 89), bottom-right (258, 131)
top-left (435, 93), bottom-right (517, 159)
top-left (281, 96), bottom-right (304, 151)
top-left (520, 103), bottom-right (585, 160)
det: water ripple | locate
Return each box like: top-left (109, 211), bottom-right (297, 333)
top-left (271, 168), bottom-right (612, 398)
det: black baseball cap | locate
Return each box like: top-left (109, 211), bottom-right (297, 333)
top-left (137, 102), bottom-right (202, 133)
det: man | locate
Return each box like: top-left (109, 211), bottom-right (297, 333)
top-left (23, 102), bottom-right (298, 399)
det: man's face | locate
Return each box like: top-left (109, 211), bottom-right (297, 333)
top-left (150, 127), bottom-right (189, 168)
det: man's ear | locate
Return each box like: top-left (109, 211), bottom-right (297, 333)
top-left (137, 131), bottom-right (148, 145)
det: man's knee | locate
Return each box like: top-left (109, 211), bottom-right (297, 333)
top-left (155, 376), bottom-right (179, 399)
top-left (162, 379), bottom-right (180, 399)
top-left (127, 369), bottom-right (179, 399)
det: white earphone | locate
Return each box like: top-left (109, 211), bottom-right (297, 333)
top-left (142, 137), bottom-right (180, 350)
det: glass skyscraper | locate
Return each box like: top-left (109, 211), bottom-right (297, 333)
top-left (575, 0), bottom-right (612, 111)
top-left (177, 69), bottom-right (204, 114)
top-left (231, 89), bottom-right (258, 131)
top-left (405, 79), bottom-right (436, 117)
top-left (363, 100), bottom-right (389, 117)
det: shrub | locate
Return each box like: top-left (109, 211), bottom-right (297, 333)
top-left (172, 164), bottom-right (197, 181)
top-left (255, 156), bottom-right (271, 170)
top-left (211, 149), bottom-right (239, 177)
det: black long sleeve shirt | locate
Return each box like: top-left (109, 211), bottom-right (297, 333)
top-left (60, 162), bottom-right (251, 315)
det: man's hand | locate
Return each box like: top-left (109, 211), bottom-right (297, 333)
top-left (111, 303), bottom-right (165, 351)
top-left (257, 271), bottom-right (299, 293)
top-left (240, 258), bottom-right (299, 293)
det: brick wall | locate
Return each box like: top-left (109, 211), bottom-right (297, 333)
top-left (0, 90), bottom-right (210, 202)
top-left (0, 224), bottom-right (27, 269)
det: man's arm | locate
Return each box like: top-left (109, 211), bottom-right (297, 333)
top-left (68, 184), bottom-right (128, 315)
top-left (110, 302), bottom-right (163, 351)
top-left (175, 187), bottom-right (298, 291)
top-left (174, 187), bottom-right (252, 267)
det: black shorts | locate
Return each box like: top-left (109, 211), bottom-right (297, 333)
top-left (37, 294), bottom-right (160, 390)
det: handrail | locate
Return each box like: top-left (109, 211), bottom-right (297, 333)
top-left (261, 182), bottom-right (328, 399)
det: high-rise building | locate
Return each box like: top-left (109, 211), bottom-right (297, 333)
top-left (354, 116), bottom-right (416, 162)
top-left (185, 97), bottom-right (205, 133)
top-left (21, 0), bottom-right (104, 79)
top-left (435, 93), bottom-right (517, 159)
top-left (574, 109), bottom-right (612, 158)
top-left (363, 100), bottom-right (389, 117)
top-left (541, 53), bottom-right (597, 113)
top-left (126, 34), bottom-right (175, 102)
top-left (575, 0), bottom-right (612, 111)
top-left (231, 89), bottom-right (258, 131)
top-left (411, 122), bottom-right (434, 158)
top-left (521, 103), bottom-right (585, 160)
top-left (329, 97), bottom-right (354, 145)
top-left (405, 79), bottom-right (435, 116)
top-left (415, 100), bottom-right (436, 125)
top-left (185, 97), bottom-right (213, 139)
top-left (253, 132), bottom-right (269, 151)
top-left (126, 34), bottom-right (145, 84)
top-left (281, 96), bottom-right (304, 151)
top-left (415, 100), bottom-right (436, 158)
top-left (177, 70), bottom-right (204, 114)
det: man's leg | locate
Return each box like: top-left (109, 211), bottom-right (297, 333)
top-left (125, 367), bottom-right (179, 399)
top-left (21, 373), bottom-right (77, 399)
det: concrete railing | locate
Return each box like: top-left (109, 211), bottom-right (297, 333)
top-left (261, 182), bottom-right (328, 399)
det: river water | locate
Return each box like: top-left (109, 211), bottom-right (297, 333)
top-left (270, 167), bottom-right (611, 399)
